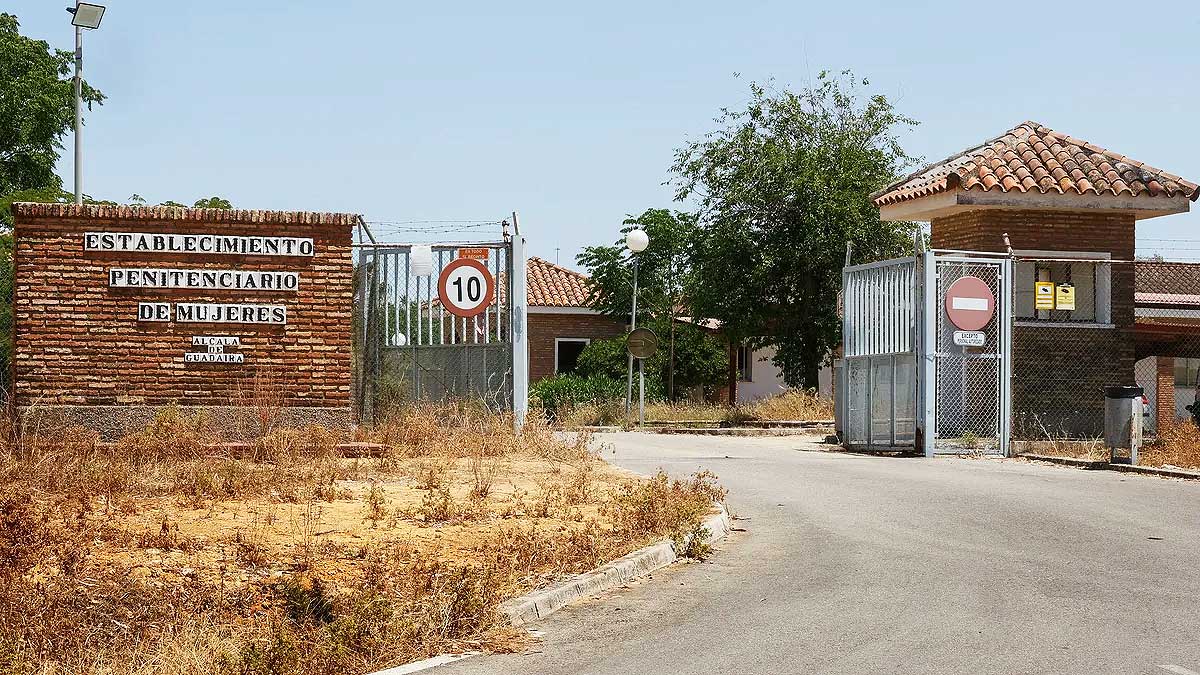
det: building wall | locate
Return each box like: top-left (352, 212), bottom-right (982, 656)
top-left (528, 310), bottom-right (625, 381)
top-left (735, 345), bottom-right (833, 403)
top-left (12, 204), bottom-right (354, 413)
top-left (932, 208), bottom-right (1136, 437)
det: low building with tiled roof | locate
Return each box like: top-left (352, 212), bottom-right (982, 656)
top-left (874, 121), bottom-right (1198, 222)
top-left (524, 257), bottom-right (625, 381)
top-left (871, 119), bottom-right (1199, 437)
top-left (523, 257), bottom-right (802, 401)
top-left (526, 256), bottom-right (595, 308)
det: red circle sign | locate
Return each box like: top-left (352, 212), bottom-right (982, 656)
top-left (437, 258), bottom-right (496, 318)
top-left (944, 276), bottom-right (996, 331)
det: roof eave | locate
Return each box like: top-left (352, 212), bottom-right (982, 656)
top-left (879, 188), bottom-right (1191, 222)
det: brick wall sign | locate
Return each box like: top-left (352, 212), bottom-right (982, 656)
top-left (11, 204), bottom-right (357, 431)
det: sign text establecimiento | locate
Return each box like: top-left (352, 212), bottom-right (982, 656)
top-left (85, 232), bottom-right (314, 257)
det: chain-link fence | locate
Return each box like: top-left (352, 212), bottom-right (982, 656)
top-left (931, 256), bottom-right (1009, 453)
top-left (1011, 256), bottom-right (1200, 442)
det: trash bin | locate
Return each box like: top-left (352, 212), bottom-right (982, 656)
top-left (1104, 385), bottom-right (1143, 465)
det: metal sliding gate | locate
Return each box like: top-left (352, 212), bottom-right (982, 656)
top-left (354, 223), bottom-right (528, 422)
top-left (841, 257), bottom-right (920, 449)
top-left (839, 250), bottom-right (1011, 455)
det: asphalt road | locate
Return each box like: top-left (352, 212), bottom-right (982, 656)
top-left (436, 433), bottom-right (1200, 675)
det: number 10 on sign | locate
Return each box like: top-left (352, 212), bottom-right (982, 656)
top-left (437, 258), bottom-right (496, 318)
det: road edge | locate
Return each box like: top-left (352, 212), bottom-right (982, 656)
top-left (364, 503), bottom-right (732, 675)
top-left (498, 502), bottom-right (731, 626)
top-left (1019, 453), bottom-right (1200, 480)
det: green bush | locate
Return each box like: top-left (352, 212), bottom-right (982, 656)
top-left (576, 320), bottom-right (726, 400)
top-left (530, 374), bottom-right (626, 421)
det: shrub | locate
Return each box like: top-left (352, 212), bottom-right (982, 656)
top-left (530, 374), bottom-right (625, 421)
top-left (576, 320), bottom-right (726, 400)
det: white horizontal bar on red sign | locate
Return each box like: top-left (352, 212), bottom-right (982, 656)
top-left (950, 297), bottom-right (990, 311)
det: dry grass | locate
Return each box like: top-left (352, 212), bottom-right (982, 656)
top-left (1018, 436), bottom-right (1109, 461)
top-left (1141, 419), bottom-right (1200, 470)
top-left (0, 401), bottom-right (725, 675)
top-left (736, 389), bottom-right (834, 421)
top-left (559, 389), bottom-right (834, 428)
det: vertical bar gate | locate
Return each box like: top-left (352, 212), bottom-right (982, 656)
top-left (354, 228), bottom-right (526, 422)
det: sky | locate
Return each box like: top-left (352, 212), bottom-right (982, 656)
top-left (10, 0), bottom-right (1200, 266)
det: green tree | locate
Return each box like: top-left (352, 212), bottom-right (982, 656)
top-left (0, 13), bottom-right (104, 196)
top-left (576, 319), bottom-right (726, 400)
top-left (672, 72), bottom-right (920, 391)
top-left (577, 208), bottom-right (699, 398)
top-left (193, 196), bottom-right (232, 209)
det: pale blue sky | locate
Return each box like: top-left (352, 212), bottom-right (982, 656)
top-left (11, 1), bottom-right (1200, 264)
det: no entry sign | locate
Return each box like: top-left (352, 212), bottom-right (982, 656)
top-left (944, 276), bottom-right (995, 331)
top-left (438, 258), bottom-right (495, 318)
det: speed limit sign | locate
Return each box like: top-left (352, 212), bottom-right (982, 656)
top-left (437, 258), bottom-right (495, 318)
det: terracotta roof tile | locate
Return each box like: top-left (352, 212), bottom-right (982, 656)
top-left (526, 256), bottom-right (595, 308)
top-left (872, 121), bottom-right (1200, 207)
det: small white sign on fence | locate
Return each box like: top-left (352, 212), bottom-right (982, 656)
top-left (953, 330), bottom-right (986, 347)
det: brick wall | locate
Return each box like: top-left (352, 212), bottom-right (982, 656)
top-left (930, 208), bottom-right (1136, 258)
top-left (933, 208), bottom-right (1137, 437)
top-left (1155, 356), bottom-right (1176, 425)
top-left (12, 204), bottom-right (355, 409)
top-left (528, 311), bottom-right (625, 381)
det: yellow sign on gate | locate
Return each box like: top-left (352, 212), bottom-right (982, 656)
top-left (1035, 281), bottom-right (1055, 310)
top-left (1055, 283), bottom-right (1076, 311)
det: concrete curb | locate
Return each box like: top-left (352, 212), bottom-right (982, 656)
top-left (1019, 454), bottom-right (1200, 480)
top-left (653, 427), bottom-right (831, 437)
top-left (498, 503), bottom-right (731, 626)
top-left (364, 503), bottom-right (733, 675)
top-left (368, 652), bottom-right (480, 675)
top-left (576, 422), bottom-right (833, 435)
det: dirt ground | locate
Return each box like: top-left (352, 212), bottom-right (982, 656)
top-left (68, 454), bottom-right (642, 594)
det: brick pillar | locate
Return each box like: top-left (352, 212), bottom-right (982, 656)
top-left (1156, 357), bottom-right (1176, 425)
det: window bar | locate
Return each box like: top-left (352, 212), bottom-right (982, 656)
top-left (403, 249), bottom-right (411, 348)
top-left (429, 260), bottom-right (434, 345)
top-left (440, 249), bottom-right (448, 346)
top-left (391, 248), bottom-right (400, 347)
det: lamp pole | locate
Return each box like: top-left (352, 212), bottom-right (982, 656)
top-left (73, 24), bottom-right (83, 204)
top-left (625, 256), bottom-right (638, 419)
top-left (67, 3), bottom-right (106, 204)
top-left (623, 228), bottom-right (649, 423)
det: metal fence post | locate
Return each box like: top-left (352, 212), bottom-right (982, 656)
top-left (1000, 256), bottom-right (1013, 456)
top-left (921, 250), bottom-right (937, 457)
top-left (510, 212), bottom-right (529, 431)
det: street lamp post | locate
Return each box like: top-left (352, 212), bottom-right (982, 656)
top-left (66, 3), bottom-right (106, 205)
top-left (624, 229), bottom-right (649, 424)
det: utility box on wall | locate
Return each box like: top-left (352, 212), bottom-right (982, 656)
top-left (11, 203), bottom-right (357, 438)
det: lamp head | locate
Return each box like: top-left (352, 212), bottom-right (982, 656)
top-left (68, 3), bottom-right (105, 29)
top-left (625, 228), bottom-right (649, 253)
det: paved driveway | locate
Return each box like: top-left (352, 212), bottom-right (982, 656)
top-left (437, 433), bottom-right (1200, 675)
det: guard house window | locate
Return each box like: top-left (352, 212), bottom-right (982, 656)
top-left (1014, 251), bottom-right (1111, 324)
top-left (736, 345), bottom-right (753, 382)
top-left (554, 338), bottom-right (590, 375)
top-left (1176, 358), bottom-right (1200, 388)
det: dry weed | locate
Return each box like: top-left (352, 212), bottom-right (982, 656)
top-left (0, 402), bottom-right (727, 673)
top-left (1141, 419), bottom-right (1200, 470)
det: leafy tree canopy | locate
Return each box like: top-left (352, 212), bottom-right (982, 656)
top-left (576, 208), bottom-right (697, 326)
top-left (1, 191), bottom-right (233, 228)
top-left (0, 13), bottom-right (104, 196)
top-left (672, 71), bottom-right (920, 388)
top-left (192, 196), bottom-right (233, 209)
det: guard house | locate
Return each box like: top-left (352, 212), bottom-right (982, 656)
top-left (872, 121), bottom-right (1199, 441)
